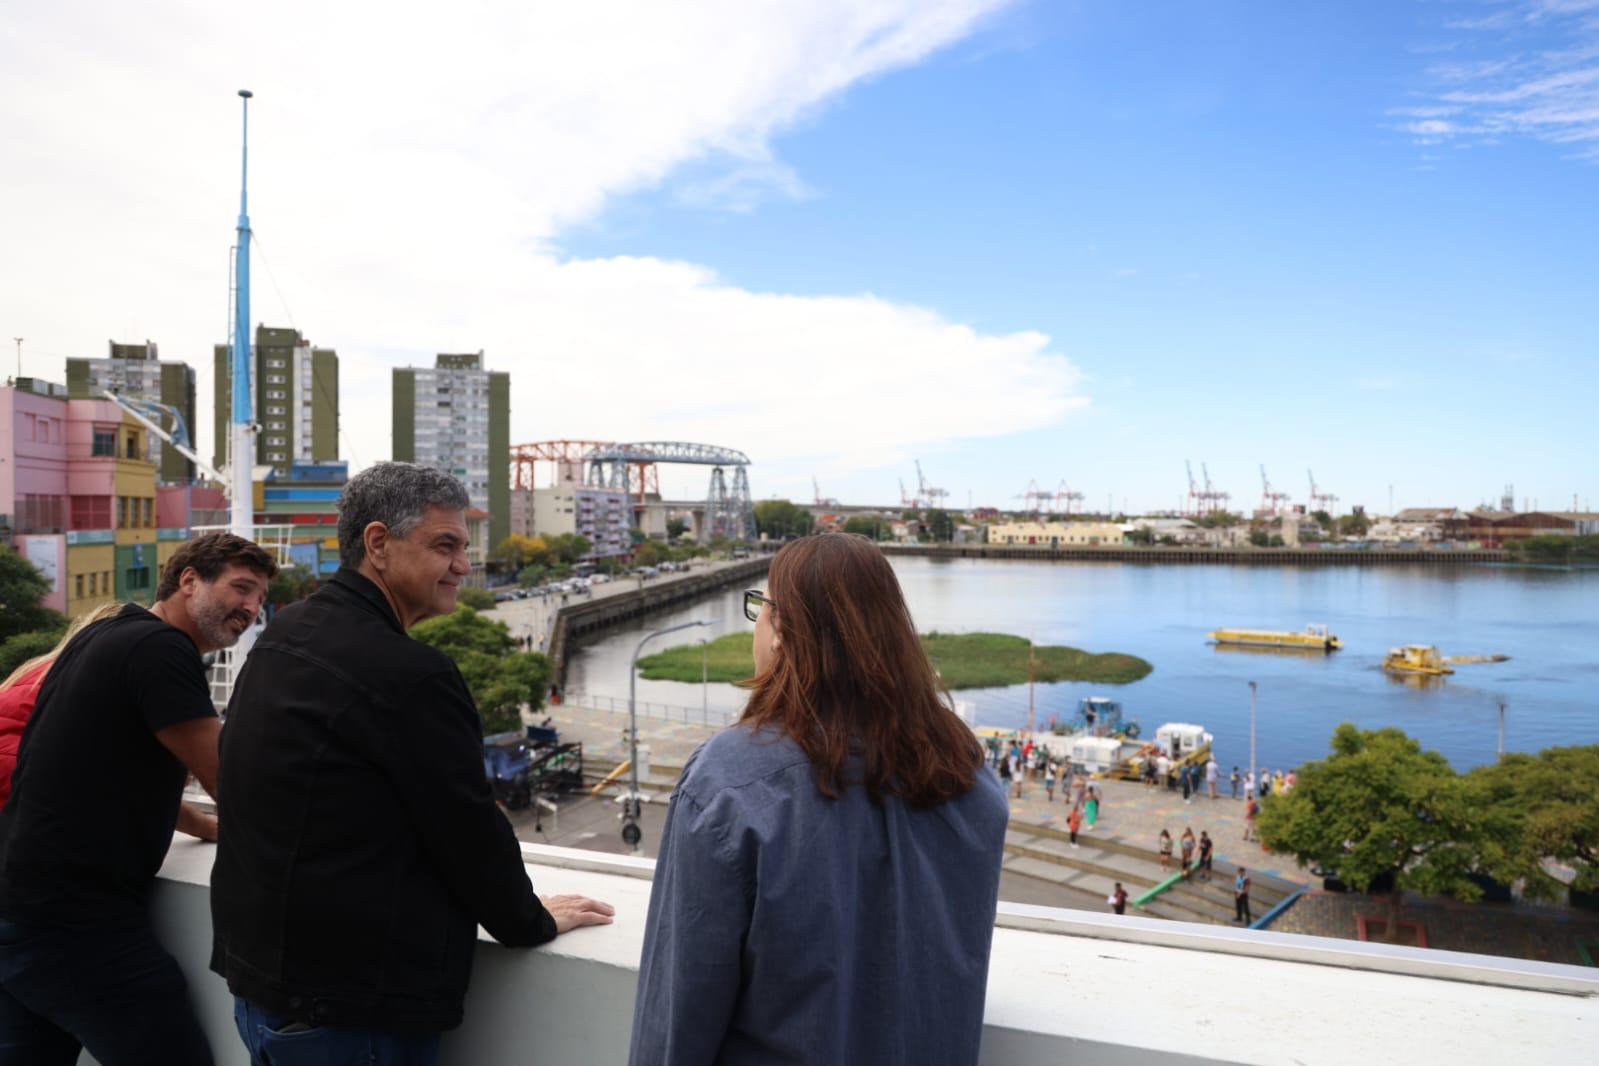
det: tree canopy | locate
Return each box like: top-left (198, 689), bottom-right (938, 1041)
top-left (753, 499), bottom-right (814, 540)
top-left (1468, 745), bottom-right (1599, 898)
top-left (410, 606), bottom-right (551, 734)
top-left (1257, 724), bottom-right (1484, 905)
top-left (0, 548), bottom-right (64, 644)
top-left (267, 564), bottom-right (318, 608)
top-left (842, 516), bottom-right (890, 540)
top-left (923, 508), bottom-right (954, 542)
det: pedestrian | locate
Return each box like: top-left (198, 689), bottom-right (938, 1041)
top-left (1180, 763), bottom-right (1192, 803)
top-left (1205, 755), bottom-right (1219, 800)
top-left (1044, 761), bottom-right (1056, 803)
top-left (1235, 867), bottom-right (1253, 924)
top-left (212, 464), bottom-right (614, 1062)
top-left (1158, 828), bottom-right (1173, 872)
top-left (1180, 827), bottom-right (1196, 877)
top-left (1007, 749), bottom-right (1023, 799)
top-left (1084, 785), bottom-right (1099, 830)
top-left (0, 532), bottom-right (276, 1065)
top-left (631, 533), bottom-right (1007, 1066)
top-left (1110, 882), bottom-right (1128, 916)
top-left (1156, 751), bottom-right (1172, 790)
top-left (1198, 830), bottom-right (1214, 882)
top-left (1243, 796), bottom-right (1259, 842)
top-left (1243, 769), bottom-right (1256, 802)
top-left (998, 750), bottom-right (1013, 792)
top-left (1067, 803), bottom-right (1082, 848)
top-left (1230, 765), bottom-right (1241, 800)
top-left (0, 602), bottom-right (125, 811)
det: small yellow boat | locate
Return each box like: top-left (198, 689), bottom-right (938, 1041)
top-left (1209, 624), bottom-right (1341, 651)
top-left (1383, 645), bottom-right (1509, 676)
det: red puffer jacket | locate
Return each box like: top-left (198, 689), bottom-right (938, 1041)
top-left (0, 661), bottom-right (50, 811)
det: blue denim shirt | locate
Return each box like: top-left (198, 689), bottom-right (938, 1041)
top-left (629, 724), bottom-right (1009, 1066)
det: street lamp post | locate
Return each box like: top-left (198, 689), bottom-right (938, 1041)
top-left (624, 619), bottom-right (712, 850)
top-left (700, 638), bottom-right (709, 724)
top-left (1248, 680), bottom-right (1258, 799)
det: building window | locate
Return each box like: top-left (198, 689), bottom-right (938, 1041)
top-left (75, 574), bottom-right (84, 599)
top-left (88, 572), bottom-right (97, 596)
top-left (125, 567), bottom-right (151, 591)
top-left (266, 374), bottom-right (285, 384)
top-left (267, 390), bottom-right (286, 400)
top-left (92, 428), bottom-right (116, 456)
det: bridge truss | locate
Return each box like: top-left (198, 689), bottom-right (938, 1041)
top-left (583, 441), bottom-right (755, 542)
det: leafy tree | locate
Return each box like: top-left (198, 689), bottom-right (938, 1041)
top-left (753, 499), bottom-right (814, 540)
top-left (456, 585), bottom-right (497, 611)
top-left (495, 534), bottom-right (549, 571)
top-left (267, 564), bottom-right (317, 607)
top-left (666, 518), bottom-right (688, 541)
top-left (1311, 509), bottom-right (1333, 530)
top-left (843, 516), bottom-right (889, 540)
top-left (1195, 510), bottom-right (1242, 529)
top-left (1257, 724), bottom-right (1485, 939)
top-left (1249, 529), bottom-right (1271, 548)
top-left (0, 548), bottom-right (64, 643)
top-left (544, 532), bottom-right (592, 564)
top-left (0, 629), bottom-right (66, 681)
top-left (1125, 526), bottom-right (1154, 546)
top-left (1504, 534), bottom-right (1599, 564)
top-left (632, 540), bottom-right (670, 567)
top-left (924, 508), bottom-right (954, 543)
top-left (410, 606), bottom-right (551, 734)
top-left (1338, 512), bottom-right (1370, 537)
top-left (1469, 746), bottom-right (1599, 899)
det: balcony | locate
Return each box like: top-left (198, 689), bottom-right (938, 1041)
top-left (147, 838), bottom-right (1596, 1065)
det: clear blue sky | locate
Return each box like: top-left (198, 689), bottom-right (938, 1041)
top-left (4, 1), bottom-right (1594, 514)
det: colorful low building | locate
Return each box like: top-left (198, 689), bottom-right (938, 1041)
top-left (986, 520), bottom-right (1128, 547)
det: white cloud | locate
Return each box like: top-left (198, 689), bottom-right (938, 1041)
top-left (1, 0), bottom-right (1086, 498)
top-left (1405, 1), bottom-right (1599, 160)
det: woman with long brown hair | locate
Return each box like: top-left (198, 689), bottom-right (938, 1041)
top-left (629, 533), bottom-right (1008, 1066)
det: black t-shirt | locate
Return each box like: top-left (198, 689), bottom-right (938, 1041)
top-left (0, 604), bottom-right (216, 925)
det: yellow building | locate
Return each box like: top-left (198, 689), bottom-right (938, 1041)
top-left (986, 521), bottom-right (1127, 547)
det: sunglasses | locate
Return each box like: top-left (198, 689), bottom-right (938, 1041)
top-left (743, 589), bottom-right (775, 623)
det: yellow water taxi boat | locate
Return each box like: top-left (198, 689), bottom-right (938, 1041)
top-left (1382, 645), bottom-right (1509, 676)
top-left (1208, 624), bottom-right (1341, 651)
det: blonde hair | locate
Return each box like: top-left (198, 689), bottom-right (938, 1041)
top-left (0, 601), bottom-right (126, 695)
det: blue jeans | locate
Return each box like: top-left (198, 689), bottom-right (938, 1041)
top-left (0, 914), bottom-right (212, 1065)
top-left (233, 997), bottom-right (440, 1066)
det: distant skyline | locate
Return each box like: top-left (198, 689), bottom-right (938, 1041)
top-left (3, 1), bottom-right (1594, 515)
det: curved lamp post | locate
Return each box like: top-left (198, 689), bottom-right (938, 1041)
top-left (623, 619), bottom-right (712, 850)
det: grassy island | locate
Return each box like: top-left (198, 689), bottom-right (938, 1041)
top-left (636, 631), bottom-right (1152, 688)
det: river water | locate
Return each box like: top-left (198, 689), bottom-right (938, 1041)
top-left (564, 557), bottom-right (1599, 773)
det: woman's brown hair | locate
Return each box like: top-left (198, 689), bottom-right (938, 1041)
top-left (741, 533), bottom-right (984, 809)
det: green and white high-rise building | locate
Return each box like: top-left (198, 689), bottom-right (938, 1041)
top-left (212, 325), bottom-right (339, 480)
top-left (392, 352), bottom-right (510, 548)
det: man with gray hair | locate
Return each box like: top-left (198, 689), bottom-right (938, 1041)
top-left (210, 462), bottom-right (612, 1065)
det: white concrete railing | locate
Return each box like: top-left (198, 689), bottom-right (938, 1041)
top-left (146, 839), bottom-right (1598, 1066)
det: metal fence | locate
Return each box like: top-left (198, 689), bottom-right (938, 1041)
top-left (569, 692), bottom-right (740, 729)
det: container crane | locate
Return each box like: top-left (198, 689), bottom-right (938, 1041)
top-left (1201, 463), bottom-right (1231, 514)
top-left (915, 460), bottom-right (948, 510)
top-left (1185, 461), bottom-right (1201, 517)
top-left (811, 476), bottom-right (838, 509)
top-left (1308, 470), bottom-right (1339, 515)
top-left (1054, 480), bottom-right (1086, 515)
top-left (1258, 465), bottom-right (1290, 517)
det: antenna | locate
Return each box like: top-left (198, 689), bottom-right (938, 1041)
top-left (229, 89), bottom-right (257, 536)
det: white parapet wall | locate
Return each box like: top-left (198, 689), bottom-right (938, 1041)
top-left (143, 838), bottom-right (1598, 1066)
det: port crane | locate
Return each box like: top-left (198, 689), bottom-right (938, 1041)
top-left (1013, 479), bottom-right (1048, 519)
top-left (1054, 480), bottom-right (1086, 515)
top-left (1201, 463), bottom-right (1231, 514)
top-left (1308, 470), bottom-right (1339, 515)
top-left (1258, 465), bottom-right (1291, 517)
top-left (811, 476), bottom-right (838, 509)
top-left (1185, 461), bottom-right (1201, 517)
top-left (915, 460), bottom-right (948, 511)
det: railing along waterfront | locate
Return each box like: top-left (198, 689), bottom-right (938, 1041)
top-left (570, 691), bottom-right (740, 729)
top-left (882, 543), bottom-right (1511, 565)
